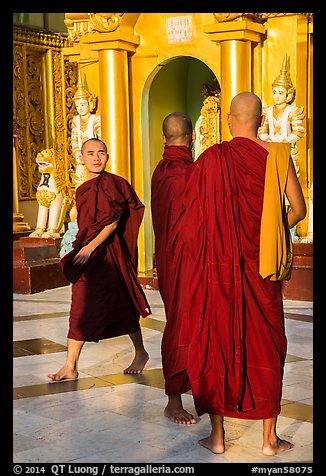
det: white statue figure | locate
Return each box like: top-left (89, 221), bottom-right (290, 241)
top-left (59, 72), bottom-right (101, 256)
top-left (71, 71), bottom-right (101, 187)
top-left (258, 54), bottom-right (305, 177)
top-left (258, 55), bottom-right (306, 241)
top-left (29, 149), bottom-right (72, 239)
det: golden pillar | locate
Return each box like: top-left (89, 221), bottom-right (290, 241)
top-left (219, 41), bottom-right (251, 140)
top-left (204, 19), bottom-right (266, 141)
top-left (98, 49), bottom-right (131, 181)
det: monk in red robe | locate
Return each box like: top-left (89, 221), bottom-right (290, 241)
top-left (180, 92), bottom-right (306, 455)
top-left (48, 138), bottom-right (151, 382)
top-left (151, 112), bottom-right (196, 424)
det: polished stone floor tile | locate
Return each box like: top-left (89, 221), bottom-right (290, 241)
top-left (13, 287), bottom-right (313, 464)
top-left (13, 337), bottom-right (67, 357)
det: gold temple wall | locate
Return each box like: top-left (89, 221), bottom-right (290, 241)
top-left (130, 13), bottom-right (222, 269)
top-left (14, 13), bottom-right (313, 271)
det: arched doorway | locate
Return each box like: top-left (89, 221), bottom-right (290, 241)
top-left (141, 56), bottom-right (219, 271)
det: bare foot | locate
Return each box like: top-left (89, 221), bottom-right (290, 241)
top-left (262, 437), bottom-right (294, 456)
top-left (198, 435), bottom-right (225, 454)
top-left (48, 366), bottom-right (78, 382)
top-left (123, 351), bottom-right (149, 374)
top-left (164, 404), bottom-right (197, 424)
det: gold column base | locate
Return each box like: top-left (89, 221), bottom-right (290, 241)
top-left (13, 213), bottom-right (31, 232)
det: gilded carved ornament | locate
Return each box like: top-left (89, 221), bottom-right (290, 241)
top-left (13, 44), bottom-right (47, 199)
top-left (308, 185), bottom-right (313, 203)
top-left (88, 13), bottom-right (124, 32)
top-left (14, 27), bottom-right (73, 203)
top-left (213, 13), bottom-right (263, 23)
top-left (65, 13), bottom-right (124, 42)
top-left (200, 96), bottom-right (220, 152)
top-left (195, 79), bottom-right (221, 158)
top-left (213, 13), bottom-right (312, 23)
top-left (14, 26), bottom-right (71, 50)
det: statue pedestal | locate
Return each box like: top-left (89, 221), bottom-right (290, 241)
top-left (138, 269), bottom-right (159, 291)
top-left (13, 237), bottom-right (70, 294)
top-left (281, 242), bottom-right (313, 302)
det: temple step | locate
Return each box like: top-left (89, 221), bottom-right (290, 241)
top-left (138, 269), bottom-right (159, 291)
top-left (14, 241), bottom-right (59, 263)
top-left (13, 237), bottom-right (70, 294)
top-left (12, 237), bottom-right (160, 294)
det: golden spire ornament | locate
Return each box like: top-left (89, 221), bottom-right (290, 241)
top-left (73, 70), bottom-right (91, 101)
top-left (272, 55), bottom-right (293, 91)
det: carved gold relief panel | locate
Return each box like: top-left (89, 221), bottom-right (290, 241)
top-left (13, 27), bottom-right (77, 202)
top-left (13, 43), bottom-right (46, 199)
top-left (64, 60), bottom-right (79, 190)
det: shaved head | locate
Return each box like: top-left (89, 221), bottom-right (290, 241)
top-left (162, 112), bottom-right (193, 146)
top-left (229, 92), bottom-right (262, 129)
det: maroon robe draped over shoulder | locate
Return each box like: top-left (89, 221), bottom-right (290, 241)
top-left (181, 138), bottom-right (287, 419)
top-left (151, 145), bottom-right (193, 395)
top-left (61, 171), bottom-right (151, 342)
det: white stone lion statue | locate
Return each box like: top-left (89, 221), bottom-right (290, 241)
top-left (29, 148), bottom-right (74, 239)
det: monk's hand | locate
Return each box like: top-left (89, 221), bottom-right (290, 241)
top-left (72, 245), bottom-right (94, 265)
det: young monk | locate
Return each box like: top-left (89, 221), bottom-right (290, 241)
top-left (48, 138), bottom-right (150, 381)
top-left (151, 112), bottom-right (196, 424)
top-left (181, 92), bottom-right (306, 455)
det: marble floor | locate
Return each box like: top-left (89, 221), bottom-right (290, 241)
top-left (13, 286), bottom-right (313, 465)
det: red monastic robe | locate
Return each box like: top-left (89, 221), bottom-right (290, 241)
top-left (61, 172), bottom-right (151, 342)
top-left (181, 137), bottom-right (287, 419)
top-left (151, 145), bottom-right (193, 395)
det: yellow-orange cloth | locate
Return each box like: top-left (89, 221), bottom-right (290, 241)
top-left (259, 142), bottom-right (292, 281)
